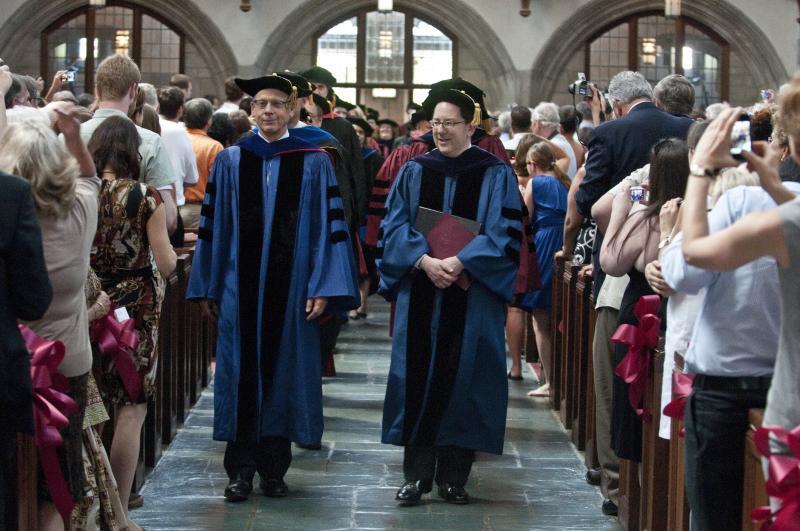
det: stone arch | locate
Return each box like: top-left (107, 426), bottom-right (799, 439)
top-left (529, 0), bottom-right (788, 103)
top-left (253, 0), bottom-right (519, 108)
top-left (0, 0), bottom-right (238, 85)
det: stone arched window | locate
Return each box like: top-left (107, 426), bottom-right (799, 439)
top-left (314, 8), bottom-right (456, 118)
top-left (584, 12), bottom-right (729, 108)
top-left (41, 1), bottom-right (184, 96)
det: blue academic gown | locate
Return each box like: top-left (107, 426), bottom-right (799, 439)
top-left (187, 133), bottom-right (359, 445)
top-left (377, 147), bottom-right (522, 455)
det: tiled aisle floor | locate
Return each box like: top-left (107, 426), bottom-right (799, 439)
top-left (133, 297), bottom-right (619, 530)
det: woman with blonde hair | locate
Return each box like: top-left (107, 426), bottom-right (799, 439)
top-left (518, 141), bottom-right (570, 395)
top-left (0, 104), bottom-right (99, 531)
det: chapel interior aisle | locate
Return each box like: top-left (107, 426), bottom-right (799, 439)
top-left (132, 296), bottom-right (618, 530)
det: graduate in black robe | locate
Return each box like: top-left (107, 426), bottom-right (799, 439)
top-left (347, 117), bottom-right (385, 317)
top-left (302, 66), bottom-right (368, 375)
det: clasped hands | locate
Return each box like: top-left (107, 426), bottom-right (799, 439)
top-left (419, 255), bottom-right (464, 289)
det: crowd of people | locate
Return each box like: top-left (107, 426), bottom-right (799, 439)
top-left (1, 47), bottom-right (799, 531)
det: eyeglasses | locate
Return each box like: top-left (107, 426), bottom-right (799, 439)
top-left (430, 119), bottom-right (465, 130)
top-left (253, 98), bottom-right (289, 111)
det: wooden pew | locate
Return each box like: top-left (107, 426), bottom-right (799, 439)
top-left (619, 457), bottom-right (642, 531)
top-left (549, 255), bottom-right (566, 410)
top-left (572, 270), bottom-right (592, 451)
top-left (667, 352), bottom-right (690, 531)
top-left (173, 255), bottom-right (191, 422)
top-left (15, 433), bottom-right (36, 531)
top-left (742, 409), bottom-right (768, 531)
top-left (639, 347), bottom-right (669, 531)
top-left (158, 266), bottom-right (178, 447)
top-left (560, 263), bottom-right (579, 428)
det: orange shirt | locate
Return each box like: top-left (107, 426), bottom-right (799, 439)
top-left (185, 128), bottom-right (224, 203)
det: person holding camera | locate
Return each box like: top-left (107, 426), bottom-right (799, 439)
top-left (659, 92), bottom-right (800, 530)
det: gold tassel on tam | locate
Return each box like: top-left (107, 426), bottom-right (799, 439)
top-left (472, 103), bottom-right (481, 126)
top-left (456, 90), bottom-right (482, 125)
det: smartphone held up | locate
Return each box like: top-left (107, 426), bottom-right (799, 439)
top-left (730, 114), bottom-right (751, 162)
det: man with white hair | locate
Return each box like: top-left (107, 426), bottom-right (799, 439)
top-left (532, 101), bottom-right (577, 178)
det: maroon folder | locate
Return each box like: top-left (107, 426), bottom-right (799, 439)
top-left (414, 207), bottom-right (481, 290)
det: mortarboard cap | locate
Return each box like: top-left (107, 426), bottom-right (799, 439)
top-left (274, 70), bottom-right (313, 98)
top-left (311, 93), bottom-right (332, 114)
top-left (428, 77), bottom-right (490, 120)
top-left (347, 117), bottom-right (373, 137)
top-left (334, 99), bottom-right (356, 111)
top-left (423, 88), bottom-right (482, 126)
top-left (376, 118), bottom-right (399, 128)
top-left (410, 110), bottom-right (428, 127)
top-left (234, 73), bottom-right (298, 106)
top-left (300, 66), bottom-right (337, 87)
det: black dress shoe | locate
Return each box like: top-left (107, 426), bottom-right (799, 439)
top-left (602, 499), bottom-right (618, 516)
top-left (260, 478), bottom-right (289, 497)
top-left (395, 481), bottom-right (422, 506)
top-left (438, 484), bottom-right (470, 505)
top-left (585, 467), bottom-right (601, 486)
top-left (224, 478), bottom-right (252, 502)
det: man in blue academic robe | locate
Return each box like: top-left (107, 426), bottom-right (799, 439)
top-left (377, 88), bottom-right (522, 506)
top-left (187, 74), bottom-right (359, 502)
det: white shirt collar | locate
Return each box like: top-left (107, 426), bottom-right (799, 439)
top-left (257, 128), bottom-right (290, 143)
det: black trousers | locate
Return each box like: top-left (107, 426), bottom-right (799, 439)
top-left (684, 379), bottom-right (768, 531)
top-left (223, 436), bottom-right (292, 482)
top-left (403, 445), bottom-right (474, 489)
top-left (320, 315), bottom-right (344, 365)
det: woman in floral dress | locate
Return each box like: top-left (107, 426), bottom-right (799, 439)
top-left (89, 116), bottom-right (176, 531)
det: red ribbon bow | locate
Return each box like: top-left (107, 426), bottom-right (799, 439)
top-left (89, 305), bottom-right (141, 402)
top-left (662, 372), bottom-right (695, 437)
top-left (611, 294), bottom-right (661, 421)
top-left (750, 424), bottom-right (800, 530)
top-left (19, 325), bottom-right (77, 521)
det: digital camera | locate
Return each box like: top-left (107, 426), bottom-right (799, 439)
top-left (568, 73), bottom-right (591, 97)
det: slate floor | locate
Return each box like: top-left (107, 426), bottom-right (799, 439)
top-left (133, 297), bottom-right (619, 530)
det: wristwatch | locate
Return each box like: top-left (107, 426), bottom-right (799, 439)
top-left (658, 237), bottom-right (671, 250)
top-left (690, 164), bottom-right (718, 178)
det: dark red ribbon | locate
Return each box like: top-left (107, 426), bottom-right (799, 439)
top-left (662, 371), bottom-right (695, 437)
top-left (18, 324), bottom-right (77, 521)
top-left (750, 424), bottom-right (800, 530)
top-left (89, 305), bottom-right (142, 402)
top-left (611, 294), bottom-right (661, 421)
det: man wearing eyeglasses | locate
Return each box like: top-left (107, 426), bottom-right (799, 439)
top-left (187, 74), bottom-right (359, 503)
top-left (377, 88), bottom-right (523, 506)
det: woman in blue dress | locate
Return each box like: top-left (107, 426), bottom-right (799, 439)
top-left (520, 141), bottom-right (570, 396)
